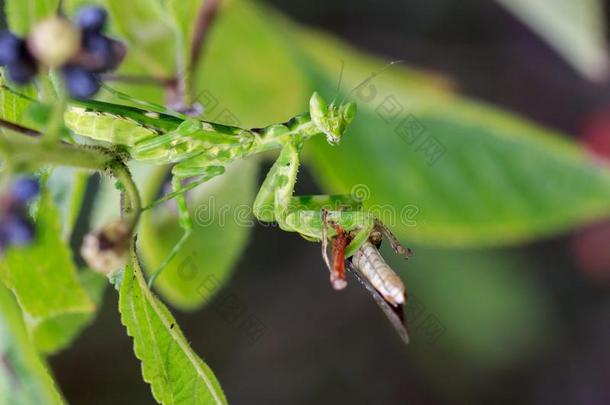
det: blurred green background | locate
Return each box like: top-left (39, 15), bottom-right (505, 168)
top-left (4, 0), bottom-right (610, 403)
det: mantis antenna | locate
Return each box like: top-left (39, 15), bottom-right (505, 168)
top-left (340, 60), bottom-right (404, 104)
top-left (331, 60), bottom-right (345, 106)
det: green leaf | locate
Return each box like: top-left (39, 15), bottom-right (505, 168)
top-left (62, 0), bottom-right (99, 13)
top-left (89, 174), bottom-right (122, 229)
top-left (0, 191), bottom-right (97, 354)
top-left (78, 269), bottom-right (108, 308)
top-left (139, 159), bottom-right (257, 310)
top-left (119, 248), bottom-right (227, 405)
top-left (0, 82), bottom-right (35, 124)
top-left (47, 168), bottom-right (89, 240)
top-left (102, 0), bottom-right (177, 77)
top-left (166, 0), bottom-right (202, 68)
top-left (5, 0), bottom-right (59, 35)
top-left (0, 283), bottom-right (65, 404)
top-left (495, 0), bottom-right (609, 81)
top-left (294, 29), bottom-right (610, 247)
top-left (395, 247), bottom-right (553, 367)
top-left (194, 0), bottom-right (308, 127)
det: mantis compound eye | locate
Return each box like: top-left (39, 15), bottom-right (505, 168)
top-left (342, 102), bottom-right (357, 124)
top-left (309, 92), bottom-right (329, 124)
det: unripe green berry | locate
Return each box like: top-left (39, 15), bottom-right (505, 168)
top-left (27, 16), bottom-right (81, 68)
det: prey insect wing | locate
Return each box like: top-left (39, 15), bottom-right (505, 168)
top-left (345, 258), bottom-right (410, 344)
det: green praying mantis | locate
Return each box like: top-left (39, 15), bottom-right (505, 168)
top-left (0, 74), bottom-right (413, 343)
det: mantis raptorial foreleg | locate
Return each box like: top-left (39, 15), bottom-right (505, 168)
top-left (253, 138), bottom-right (375, 272)
top-left (252, 139), bottom-right (302, 224)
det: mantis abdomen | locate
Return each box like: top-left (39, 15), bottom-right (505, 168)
top-left (64, 107), bottom-right (157, 146)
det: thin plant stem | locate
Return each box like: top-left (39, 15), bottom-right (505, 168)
top-left (112, 161), bottom-right (142, 233)
top-left (43, 93), bottom-right (67, 145)
top-left (175, 0), bottom-right (222, 107)
top-left (0, 120), bottom-right (143, 233)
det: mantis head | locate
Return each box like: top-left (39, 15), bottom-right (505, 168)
top-left (309, 92), bottom-right (357, 145)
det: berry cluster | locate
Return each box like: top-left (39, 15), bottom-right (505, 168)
top-left (0, 178), bottom-right (39, 252)
top-left (0, 6), bottom-right (125, 99)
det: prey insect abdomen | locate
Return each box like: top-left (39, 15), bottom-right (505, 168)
top-left (352, 242), bottom-right (405, 306)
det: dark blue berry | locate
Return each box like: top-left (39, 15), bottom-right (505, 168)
top-left (11, 178), bottom-right (39, 204)
top-left (107, 38), bottom-right (126, 70)
top-left (76, 7), bottom-right (107, 33)
top-left (0, 30), bottom-right (37, 84)
top-left (3, 213), bottom-right (35, 246)
top-left (83, 33), bottom-right (113, 71)
top-left (0, 31), bottom-right (24, 66)
top-left (6, 57), bottom-right (37, 85)
top-left (81, 33), bottom-right (125, 72)
top-left (62, 66), bottom-right (100, 99)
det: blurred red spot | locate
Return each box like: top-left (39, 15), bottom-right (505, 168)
top-left (572, 221), bottom-right (610, 281)
top-left (581, 107), bottom-right (610, 159)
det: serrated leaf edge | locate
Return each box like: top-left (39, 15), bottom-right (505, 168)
top-left (120, 248), bottom-right (226, 405)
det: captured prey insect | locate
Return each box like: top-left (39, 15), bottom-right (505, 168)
top-left (323, 212), bottom-right (412, 344)
top-left (0, 71), bottom-right (413, 342)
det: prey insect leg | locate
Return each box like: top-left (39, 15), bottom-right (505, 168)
top-left (329, 223), bottom-right (352, 290)
top-left (321, 209), bottom-right (331, 272)
top-left (374, 218), bottom-right (412, 259)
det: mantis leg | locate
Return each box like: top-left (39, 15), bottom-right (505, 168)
top-left (147, 160), bottom-right (225, 287)
top-left (288, 194), bottom-right (361, 212)
top-left (253, 139), bottom-right (362, 223)
top-left (253, 140), bottom-right (302, 224)
top-left (252, 139), bottom-right (374, 262)
top-left (142, 162), bottom-right (225, 210)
